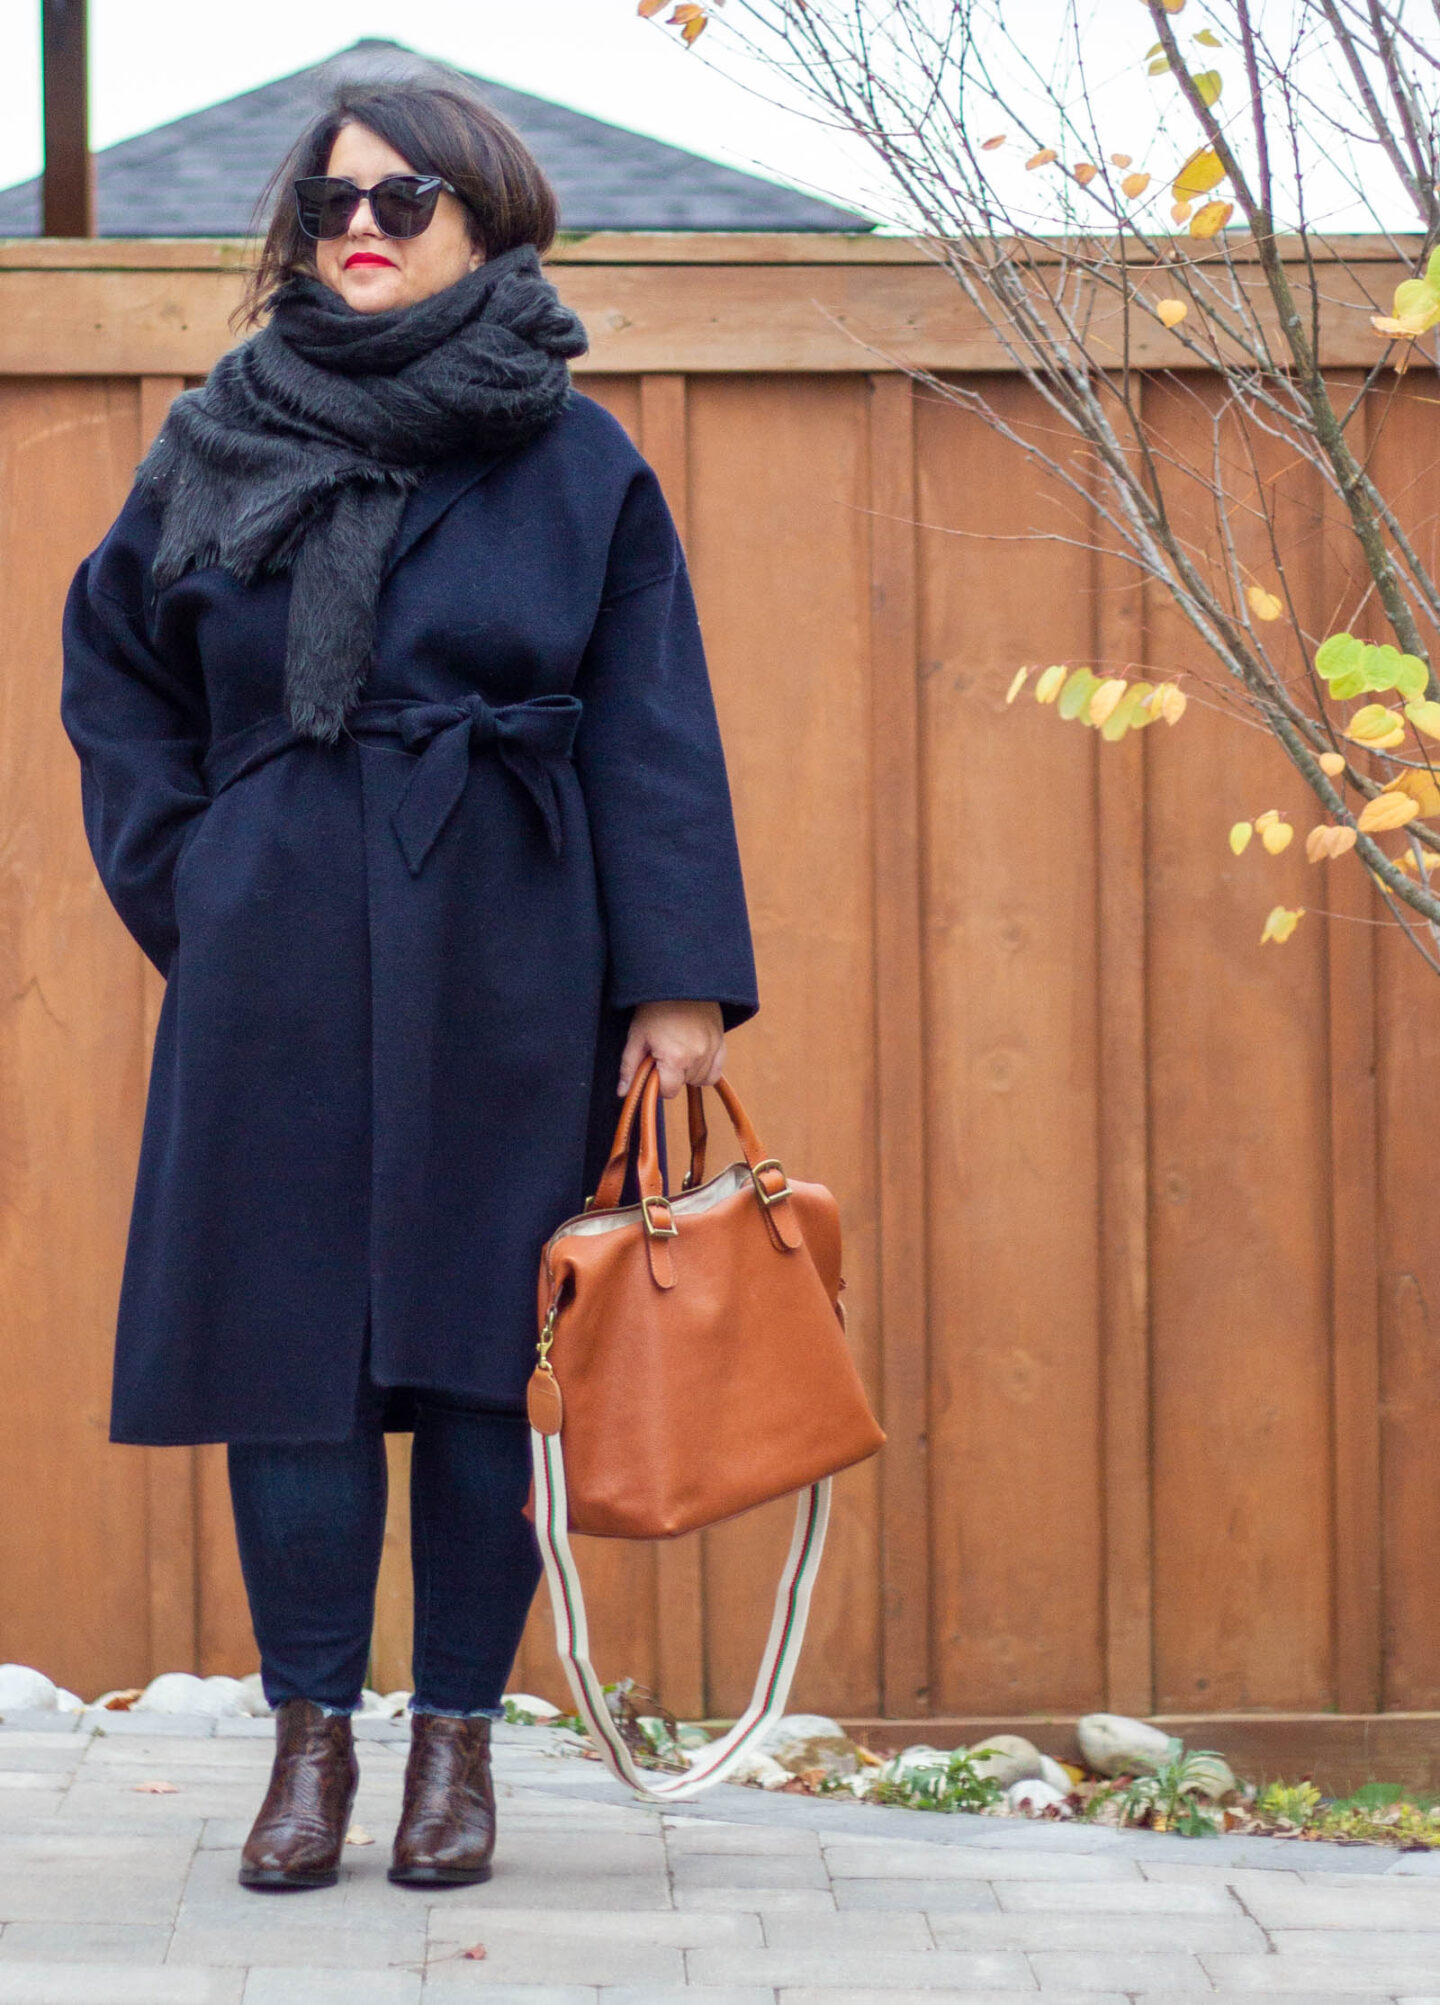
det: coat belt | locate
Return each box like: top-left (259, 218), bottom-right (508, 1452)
top-left (201, 693), bottom-right (585, 874)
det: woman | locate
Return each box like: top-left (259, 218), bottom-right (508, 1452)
top-left (60, 81), bottom-right (757, 1893)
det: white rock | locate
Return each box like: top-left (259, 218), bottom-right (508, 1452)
top-left (502, 1691), bottom-right (560, 1722)
top-left (0, 1665), bottom-right (57, 1712)
top-left (881, 1743), bottom-right (954, 1782)
top-left (238, 1673), bottom-right (273, 1718)
top-left (53, 1689), bottom-right (85, 1714)
top-left (135, 1672), bottom-right (249, 1717)
top-left (722, 1748), bottom-right (792, 1790)
top-left (759, 1713), bottom-right (857, 1775)
top-left (1038, 1754), bottom-right (1074, 1795)
top-left (1076, 1712), bottom-right (1179, 1778)
top-left (1007, 1776), bottom-right (1070, 1814)
top-left (1180, 1751), bottom-right (1239, 1801)
top-left (969, 1733), bottom-right (1045, 1790)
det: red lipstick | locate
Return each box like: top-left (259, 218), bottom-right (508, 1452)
top-left (344, 251), bottom-right (396, 269)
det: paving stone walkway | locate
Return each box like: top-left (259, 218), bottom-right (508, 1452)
top-left (0, 1712), bottom-right (1438, 2002)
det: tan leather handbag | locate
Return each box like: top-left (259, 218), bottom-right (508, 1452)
top-left (527, 1055), bottom-right (884, 1799)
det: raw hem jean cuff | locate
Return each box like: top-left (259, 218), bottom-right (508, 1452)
top-left (410, 1703), bottom-right (505, 1720)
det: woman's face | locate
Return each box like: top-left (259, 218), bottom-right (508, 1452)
top-left (313, 122), bottom-right (483, 314)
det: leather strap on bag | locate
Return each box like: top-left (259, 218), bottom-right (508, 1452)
top-left (531, 1419), bottom-right (831, 1800)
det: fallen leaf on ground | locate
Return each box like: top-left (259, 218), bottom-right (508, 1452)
top-left (462, 1944), bottom-right (488, 1960)
top-left (105, 1690), bottom-right (143, 1711)
top-left (132, 1780), bottom-right (178, 1794)
top-left (344, 1825), bottom-right (374, 1846)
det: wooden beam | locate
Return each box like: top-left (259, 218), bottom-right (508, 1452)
top-left (867, 374), bottom-right (931, 1718)
top-left (1093, 425), bottom-right (1154, 1716)
top-left (0, 257), bottom-right (1429, 377)
top-left (41, 0), bottom-right (93, 238)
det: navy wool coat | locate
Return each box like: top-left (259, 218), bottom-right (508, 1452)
top-left (61, 393), bottom-right (759, 1446)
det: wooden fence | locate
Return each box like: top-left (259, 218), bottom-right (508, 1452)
top-left (3, 234), bottom-right (1439, 1782)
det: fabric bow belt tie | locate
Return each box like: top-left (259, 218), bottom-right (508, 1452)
top-left (385, 693), bottom-right (583, 873)
top-left (201, 692), bottom-right (584, 875)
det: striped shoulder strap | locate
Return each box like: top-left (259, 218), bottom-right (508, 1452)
top-left (530, 1425), bottom-right (830, 1801)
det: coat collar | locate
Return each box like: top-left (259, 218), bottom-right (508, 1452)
top-left (384, 451), bottom-right (503, 578)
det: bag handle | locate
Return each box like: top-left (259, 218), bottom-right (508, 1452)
top-left (531, 1417), bottom-right (831, 1801)
top-left (592, 1058), bottom-right (783, 1216)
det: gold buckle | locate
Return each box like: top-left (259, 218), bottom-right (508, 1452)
top-left (640, 1193), bottom-right (678, 1238)
top-left (750, 1158), bottom-right (791, 1206)
top-left (537, 1302), bottom-right (558, 1367)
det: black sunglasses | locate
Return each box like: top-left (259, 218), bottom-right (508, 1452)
top-left (293, 174), bottom-right (458, 241)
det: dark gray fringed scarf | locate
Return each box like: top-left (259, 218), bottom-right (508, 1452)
top-left (137, 244), bottom-right (589, 742)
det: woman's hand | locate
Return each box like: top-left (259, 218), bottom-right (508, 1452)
top-left (618, 1000), bottom-right (725, 1099)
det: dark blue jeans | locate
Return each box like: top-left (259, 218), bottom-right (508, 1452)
top-left (227, 1368), bottom-right (541, 1716)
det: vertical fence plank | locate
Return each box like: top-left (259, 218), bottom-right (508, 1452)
top-left (1093, 488), bottom-right (1154, 1717)
top-left (639, 372), bottom-right (706, 1718)
top-left (867, 374), bottom-right (931, 1717)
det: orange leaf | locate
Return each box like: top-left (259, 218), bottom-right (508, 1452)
top-left (462, 1945), bottom-right (488, 1961)
top-left (1027, 149), bottom-right (1058, 170)
top-left (1156, 297), bottom-right (1187, 328)
top-left (1110, 152), bottom-right (1134, 167)
top-left (1122, 171), bottom-right (1151, 198)
top-left (681, 15), bottom-right (707, 40)
top-left (133, 1780), bottom-right (179, 1794)
top-left (668, 2), bottom-right (704, 15)
top-left (1171, 200), bottom-right (1193, 224)
top-left (1074, 162), bottom-right (1099, 185)
top-left (981, 134), bottom-right (1007, 151)
top-left (638, 0), bottom-right (667, 12)
top-left (1318, 751), bottom-right (1347, 776)
top-left (1357, 792), bottom-right (1420, 833)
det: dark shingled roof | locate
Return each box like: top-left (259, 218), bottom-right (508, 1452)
top-left (0, 37), bottom-right (869, 235)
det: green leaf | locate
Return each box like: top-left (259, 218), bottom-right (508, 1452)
top-left (1145, 40), bottom-right (1164, 56)
top-left (1363, 641), bottom-right (1403, 691)
top-left (1314, 631), bottom-right (1364, 682)
top-left (1329, 666), bottom-right (1368, 701)
top-left (1194, 28), bottom-right (1222, 45)
top-left (1191, 69), bottom-right (1223, 105)
top-left (1426, 246), bottom-right (1440, 291)
top-left (1394, 653), bottom-right (1430, 699)
top-left (1147, 56), bottom-right (1172, 75)
top-left (1058, 667), bottom-right (1098, 720)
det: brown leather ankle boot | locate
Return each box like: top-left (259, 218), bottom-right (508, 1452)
top-left (388, 1713), bottom-right (495, 1886)
top-left (239, 1698), bottom-right (359, 1891)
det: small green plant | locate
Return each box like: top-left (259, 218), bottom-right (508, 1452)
top-left (869, 1748), bottom-right (1003, 1815)
top-left (1257, 1779), bottom-right (1322, 1824)
top-left (1099, 1741), bottom-right (1229, 1835)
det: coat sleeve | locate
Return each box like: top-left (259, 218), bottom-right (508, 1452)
top-left (572, 463), bottom-right (759, 1031)
top-left (59, 488), bottom-right (211, 976)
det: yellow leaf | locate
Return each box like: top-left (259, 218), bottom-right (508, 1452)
top-left (1383, 768), bottom-right (1440, 815)
top-left (1159, 684), bottom-right (1187, 723)
top-left (1357, 792), bottom-right (1421, 832)
top-left (1318, 750), bottom-right (1347, 776)
top-left (1190, 199), bottom-right (1234, 239)
top-left (1194, 27), bottom-right (1222, 44)
top-left (1405, 700), bottom-right (1440, 740)
top-left (982, 134), bottom-right (1007, 151)
top-left (681, 14), bottom-right (707, 41)
top-left (1074, 162), bottom-right (1100, 185)
top-left (1035, 663), bottom-right (1067, 703)
top-left (1260, 904), bottom-right (1305, 944)
top-left (1122, 171), bottom-right (1152, 199)
top-left (1305, 825), bottom-right (1332, 862)
top-left (1006, 666), bottom-right (1030, 704)
top-left (1246, 584), bottom-right (1283, 621)
top-left (1254, 808), bottom-right (1280, 829)
top-left (1192, 70), bottom-right (1223, 106)
top-left (668, 2), bottom-right (704, 16)
top-left (1173, 146), bottom-right (1226, 201)
top-left (1261, 821), bottom-right (1294, 854)
top-left (1110, 152), bottom-right (1134, 168)
top-left (1346, 703), bottom-right (1405, 745)
top-left (1171, 200), bottom-right (1193, 224)
top-left (1087, 676), bottom-right (1128, 727)
top-left (1394, 849), bottom-right (1416, 873)
top-left (1155, 297), bottom-right (1188, 329)
top-left (1229, 820), bottom-right (1253, 855)
top-left (1329, 825), bottom-right (1358, 857)
top-left (1027, 148), bottom-right (1058, 170)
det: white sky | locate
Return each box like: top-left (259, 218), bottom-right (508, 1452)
top-left (0, 0), bottom-right (1424, 237)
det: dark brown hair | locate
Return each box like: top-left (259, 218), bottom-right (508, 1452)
top-left (236, 80), bottom-right (559, 328)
